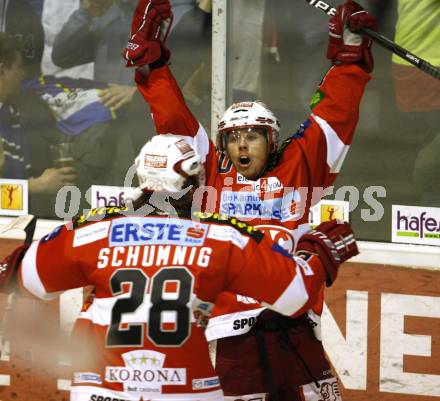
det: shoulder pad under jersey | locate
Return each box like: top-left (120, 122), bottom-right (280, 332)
top-left (72, 206), bottom-right (130, 229)
top-left (192, 211), bottom-right (264, 242)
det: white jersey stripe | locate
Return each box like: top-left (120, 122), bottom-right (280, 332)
top-left (193, 123), bottom-right (211, 163)
top-left (312, 114), bottom-right (350, 174)
top-left (262, 265), bottom-right (309, 316)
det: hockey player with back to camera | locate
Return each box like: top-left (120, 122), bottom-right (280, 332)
top-left (122, 0), bottom-right (375, 400)
top-left (0, 133), bottom-right (358, 401)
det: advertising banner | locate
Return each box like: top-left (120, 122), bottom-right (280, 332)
top-left (392, 205), bottom-right (440, 246)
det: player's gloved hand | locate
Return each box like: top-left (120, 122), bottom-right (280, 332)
top-left (0, 244), bottom-right (29, 292)
top-left (327, 0), bottom-right (377, 73)
top-left (297, 220), bottom-right (359, 287)
top-left (123, 0), bottom-right (172, 68)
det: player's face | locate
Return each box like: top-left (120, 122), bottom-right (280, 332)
top-left (0, 53), bottom-right (24, 102)
top-left (225, 127), bottom-right (270, 180)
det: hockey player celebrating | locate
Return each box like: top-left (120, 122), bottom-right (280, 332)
top-left (122, 0), bottom-right (375, 399)
top-left (0, 134), bottom-right (357, 401)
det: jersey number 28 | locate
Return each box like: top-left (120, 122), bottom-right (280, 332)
top-left (106, 267), bottom-right (194, 348)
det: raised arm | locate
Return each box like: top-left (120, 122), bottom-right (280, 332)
top-left (282, 0), bottom-right (376, 188)
top-left (135, 65), bottom-right (201, 137)
top-left (197, 218), bottom-right (358, 318)
top-left (122, 0), bottom-right (215, 166)
top-left (226, 220), bottom-right (358, 317)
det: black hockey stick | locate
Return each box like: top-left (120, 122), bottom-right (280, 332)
top-left (304, 0), bottom-right (440, 80)
top-left (1, 215), bottom-right (37, 246)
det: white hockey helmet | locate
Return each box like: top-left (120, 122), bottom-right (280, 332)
top-left (126, 135), bottom-right (203, 203)
top-left (217, 101), bottom-right (281, 152)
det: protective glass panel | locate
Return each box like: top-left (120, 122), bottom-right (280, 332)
top-left (226, 0), bottom-right (440, 242)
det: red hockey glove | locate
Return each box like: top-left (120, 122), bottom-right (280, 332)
top-left (0, 244), bottom-right (29, 293)
top-left (123, 0), bottom-right (172, 68)
top-left (297, 220), bottom-right (359, 287)
top-left (327, 0), bottom-right (377, 73)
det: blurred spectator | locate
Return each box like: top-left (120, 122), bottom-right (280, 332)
top-left (52, 0), bottom-right (208, 84)
top-left (231, 0), bottom-right (266, 101)
top-left (0, 32), bottom-right (77, 215)
top-left (52, 0), bottom-right (212, 144)
top-left (0, 0), bottom-right (44, 78)
top-left (169, 0), bottom-right (212, 130)
top-left (188, 0), bottom-right (272, 105)
top-left (1, 0), bottom-right (139, 196)
top-left (41, 0), bottom-right (94, 78)
top-left (52, 0), bottom-right (134, 85)
top-left (391, 0), bottom-right (440, 204)
top-left (262, 0), bottom-right (329, 128)
top-left (0, 32), bottom-right (130, 217)
top-left (51, 0), bottom-right (152, 155)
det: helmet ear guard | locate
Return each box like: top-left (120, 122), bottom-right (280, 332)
top-left (125, 135), bottom-right (204, 206)
top-left (173, 157), bottom-right (201, 179)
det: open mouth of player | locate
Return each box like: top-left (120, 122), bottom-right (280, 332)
top-left (238, 155), bottom-right (251, 168)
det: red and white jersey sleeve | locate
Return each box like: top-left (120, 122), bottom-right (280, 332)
top-left (282, 63), bottom-right (371, 189)
top-left (224, 235), bottom-right (326, 318)
top-left (135, 66), bottom-right (218, 181)
top-left (19, 223), bottom-right (87, 300)
top-left (195, 217), bottom-right (327, 320)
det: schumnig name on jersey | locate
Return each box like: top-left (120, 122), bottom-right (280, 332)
top-left (97, 245), bottom-right (213, 269)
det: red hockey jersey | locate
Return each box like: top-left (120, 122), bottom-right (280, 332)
top-left (18, 209), bottom-right (327, 401)
top-left (135, 63), bottom-right (370, 341)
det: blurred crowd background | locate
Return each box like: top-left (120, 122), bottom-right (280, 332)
top-left (0, 0), bottom-right (439, 242)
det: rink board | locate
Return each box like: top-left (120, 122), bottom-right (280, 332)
top-left (0, 239), bottom-right (439, 401)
